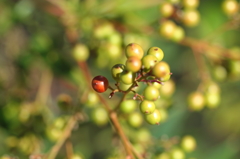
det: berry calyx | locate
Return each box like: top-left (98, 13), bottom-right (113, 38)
top-left (92, 75), bottom-right (109, 93)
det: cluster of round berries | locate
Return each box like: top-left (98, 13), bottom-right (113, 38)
top-left (188, 81), bottom-right (221, 111)
top-left (155, 135), bottom-right (197, 159)
top-left (92, 43), bottom-right (172, 125)
top-left (159, 0), bottom-right (200, 42)
top-left (222, 0), bottom-right (239, 16)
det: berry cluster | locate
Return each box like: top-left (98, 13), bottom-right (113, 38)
top-left (159, 0), bottom-right (200, 42)
top-left (92, 43), bottom-right (172, 125)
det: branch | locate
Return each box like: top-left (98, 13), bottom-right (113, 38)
top-left (46, 113), bottom-right (83, 159)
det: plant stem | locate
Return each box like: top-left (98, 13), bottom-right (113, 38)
top-left (109, 111), bottom-right (135, 159)
top-left (46, 113), bottom-right (82, 159)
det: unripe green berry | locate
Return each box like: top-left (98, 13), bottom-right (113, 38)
top-left (141, 55), bottom-right (158, 72)
top-left (182, 0), bottom-right (199, 9)
top-left (145, 109), bottom-right (161, 125)
top-left (128, 112), bottom-right (143, 128)
top-left (160, 2), bottom-right (174, 17)
top-left (143, 85), bottom-right (160, 101)
top-left (222, 0), bottom-right (239, 16)
top-left (160, 20), bottom-right (176, 39)
top-left (181, 135), bottom-right (197, 152)
top-left (188, 91), bottom-right (205, 111)
top-left (72, 44), bottom-right (89, 62)
top-left (91, 107), bottom-right (108, 126)
top-left (125, 43), bottom-right (144, 59)
top-left (120, 70), bottom-right (136, 85)
top-left (170, 148), bottom-right (185, 159)
top-left (126, 56), bottom-right (142, 72)
top-left (147, 47), bottom-right (164, 61)
top-left (120, 100), bottom-right (137, 114)
top-left (111, 64), bottom-right (126, 81)
top-left (182, 9), bottom-right (200, 27)
top-left (171, 26), bottom-right (185, 42)
top-left (152, 61), bottom-right (171, 79)
top-left (140, 100), bottom-right (156, 114)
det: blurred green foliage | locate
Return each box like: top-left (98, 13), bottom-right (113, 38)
top-left (0, 0), bottom-right (240, 159)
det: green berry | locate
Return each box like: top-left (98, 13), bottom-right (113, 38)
top-left (181, 135), bottom-right (196, 152)
top-left (182, 0), bottom-right (199, 9)
top-left (159, 20), bottom-right (176, 39)
top-left (120, 100), bottom-right (137, 113)
top-left (143, 85), bottom-right (160, 101)
top-left (125, 56), bottom-right (142, 72)
top-left (152, 61), bottom-right (171, 79)
top-left (72, 44), bottom-right (89, 62)
top-left (147, 47), bottom-right (164, 62)
top-left (91, 107), bottom-right (108, 126)
top-left (128, 112), bottom-right (143, 128)
top-left (170, 148), bottom-right (185, 159)
top-left (111, 64), bottom-right (126, 81)
top-left (160, 2), bottom-right (174, 17)
top-left (125, 43), bottom-right (144, 59)
top-left (222, 0), bottom-right (239, 16)
top-left (188, 91), bottom-right (205, 111)
top-left (145, 109), bottom-right (161, 125)
top-left (141, 54), bottom-right (158, 72)
top-left (160, 79), bottom-right (175, 97)
top-left (171, 26), bottom-right (185, 42)
top-left (118, 82), bottom-right (132, 91)
top-left (140, 100), bottom-right (156, 114)
top-left (120, 70), bottom-right (136, 85)
top-left (205, 92), bottom-right (220, 109)
top-left (182, 9), bottom-right (200, 27)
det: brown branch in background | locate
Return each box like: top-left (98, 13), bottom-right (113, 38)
top-left (109, 112), bottom-right (135, 159)
top-left (180, 37), bottom-right (240, 61)
top-left (66, 139), bottom-right (73, 159)
top-left (191, 47), bottom-right (209, 82)
top-left (46, 113), bottom-right (83, 159)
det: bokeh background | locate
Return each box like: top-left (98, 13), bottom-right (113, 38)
top-left (0, 0), bottom-right (240, 159)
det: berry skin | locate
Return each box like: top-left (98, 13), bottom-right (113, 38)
top-left (147, 47), bottom-right (164, 62)
top-left (125, 56), bottom-right (142, 72)
top-left (141, 55), bottom-right (158, 72)
top-left (128, 112), bottom-right (143, 128)
top-left (111, 64), bottom-right (126, 81)
top-left (125, 43), bottom-right (144, 59)
top-left (145, 109), bottom-right (161, 125)
top-left (92, 76), bottom-right (109, 93)
top-left (120, 100), bottom-right (137, 114)
top-left (140, 100), bottom-right (156, 114)
top-left (143, 85), bottom-right (160, 101)
top-left (120, 70), bottom-right (136, 85)
top-left (152, 61), bottom-right (170, 79)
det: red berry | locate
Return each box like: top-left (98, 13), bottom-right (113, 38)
top-left (92, 76), bottom-right (109, 93)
